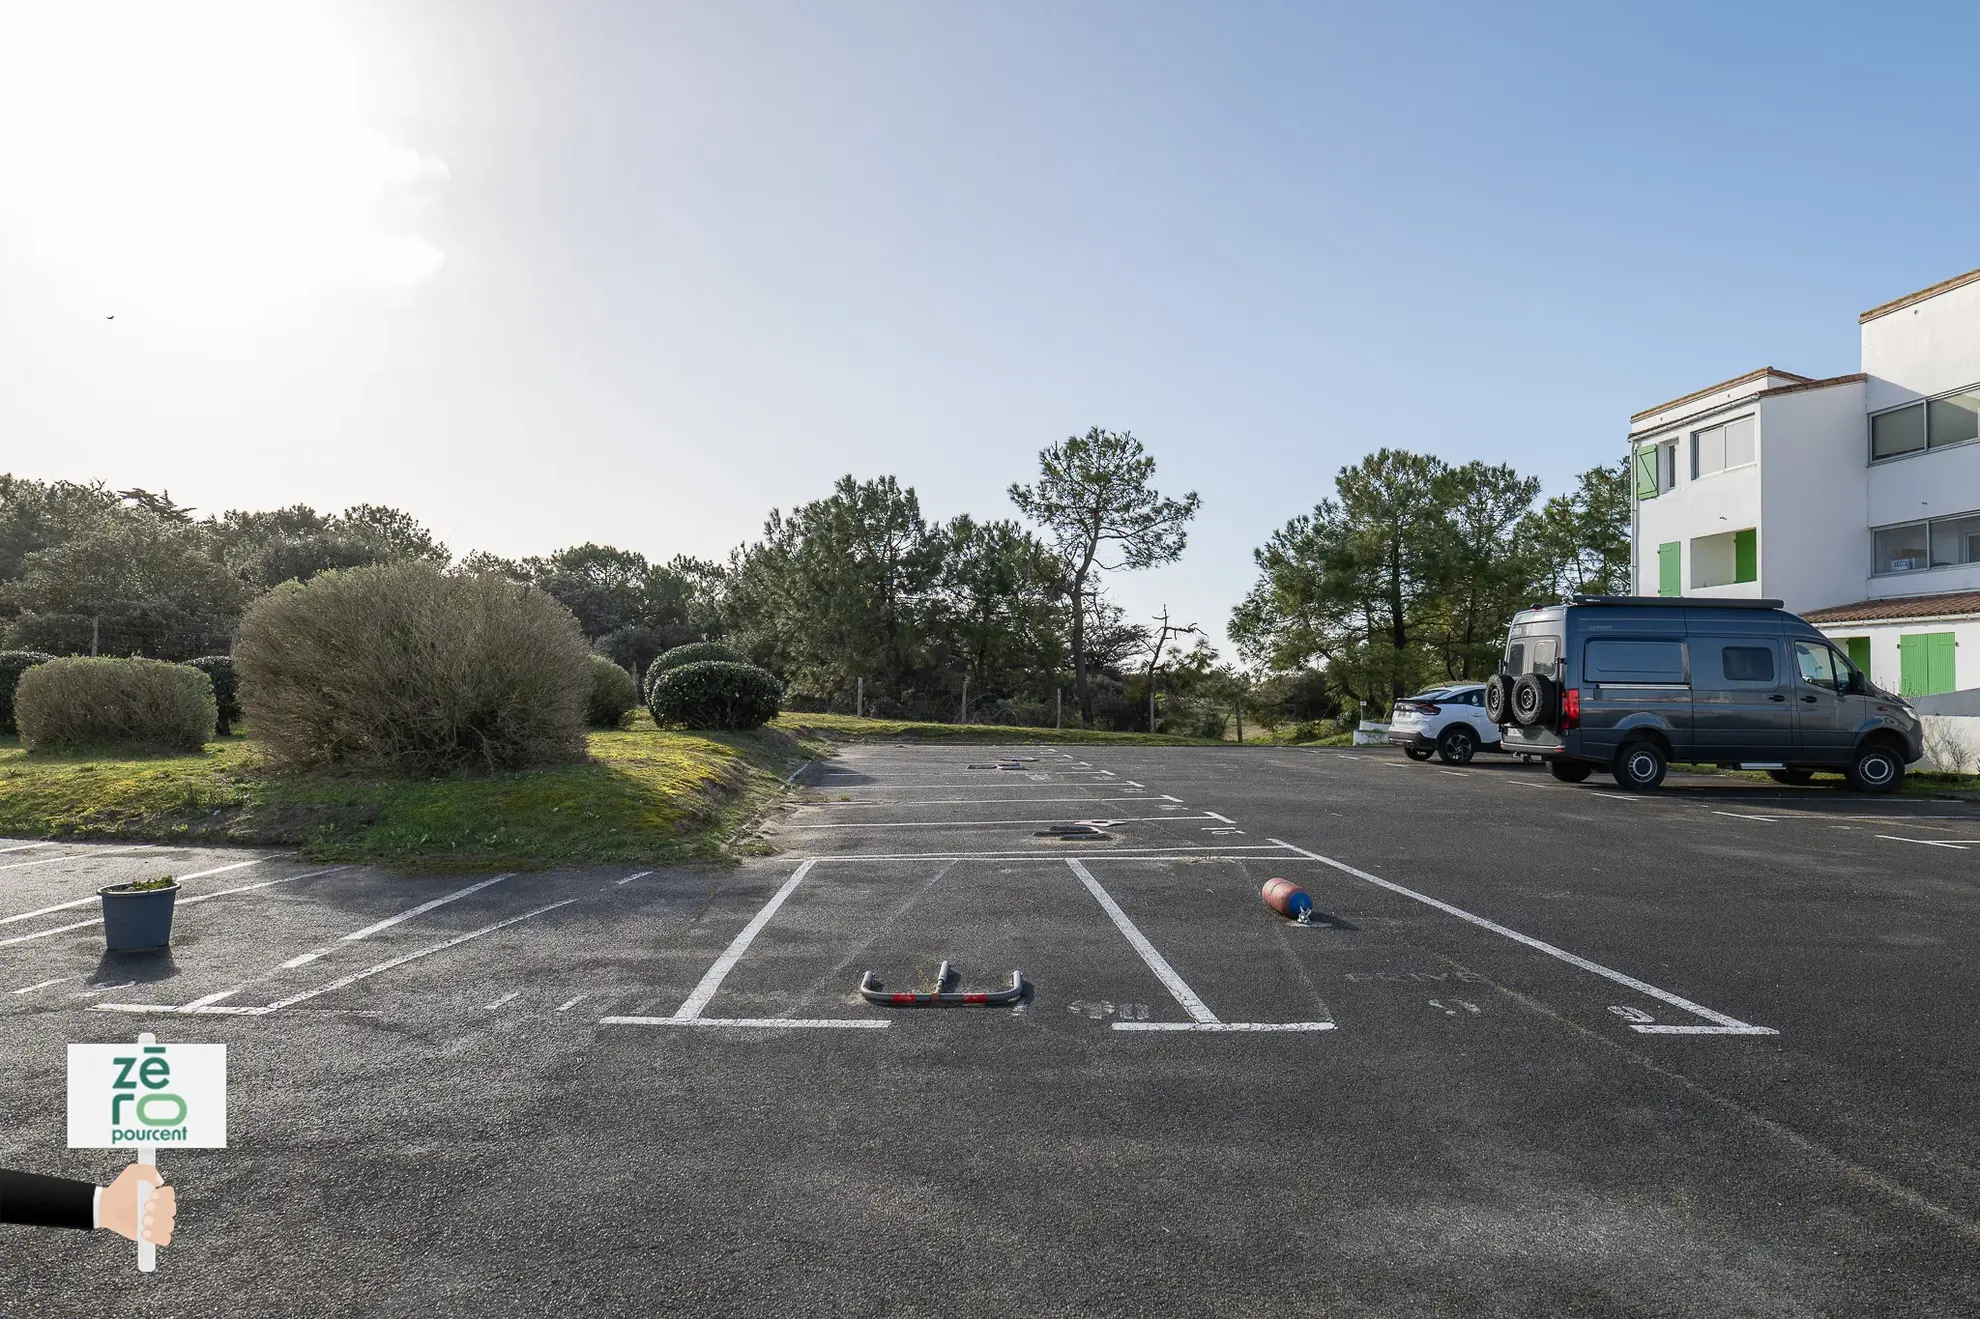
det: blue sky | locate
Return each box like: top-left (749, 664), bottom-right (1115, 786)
top-left (2, 0), bottom-right (1976, 656)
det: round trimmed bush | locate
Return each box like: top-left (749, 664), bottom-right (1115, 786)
top-left (586, 654), bottom-right (640, 729)
top-left (0, 650), bottom-right (55, 735)
top-left (644, 641), bottom-right (745, 700)
top-left (235, 561), bottom-right (594, 776)
top-left (14, 656), bottom-right (217, 752)
top-left (184, 656), bottom-right (241, 736)
top-left (647, 661), bottom-right (782, 731)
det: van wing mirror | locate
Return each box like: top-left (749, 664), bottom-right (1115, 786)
top-left (1846, 669), bottom-right (1867, 695)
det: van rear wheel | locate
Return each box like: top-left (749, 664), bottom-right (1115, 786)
top-left (1549, 759), bottom-right (1593, 783)
top-left (1844, 744), bottom-right (1904, 794)
top-left (1612, 740), bottom-right (1668, 790)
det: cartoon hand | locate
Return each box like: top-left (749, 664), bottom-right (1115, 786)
top-left (99, 1165), bottom-right (175, 1246)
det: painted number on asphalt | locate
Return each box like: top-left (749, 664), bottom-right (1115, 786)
top-left (1067, 1000), bottom-right (1151, 1021)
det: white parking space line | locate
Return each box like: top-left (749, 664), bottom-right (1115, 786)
top-left (614, 870), bottom-right (654, 885)
top-left (0, 916), bottom-right (103, 948)
top-left (1066, 858), bottom-right (1218, 1026)
top-left (671, 860), bottom-right (816, 1021)
top-left (601, 1016), bottom-right (889, 1030)
top-left (0, 842), bottom-right (54, 855)
top-left (1269, 839), bottom-right (1776, 1036)
top-left (276, 874), bottom-right (512, 969)
top-left (1439, 770), bottom-right (1471, 778)
top-left (1114, 1021), bottom-right (1336, 1033)
top-left (1713, 811), bottom-right (1778, 822)
top-left (788, 816), bottom-right (1217, 830)
top-left (1202, 811), bottom-right (1236, 824)
top-left (0, 844), bottom-right (150, 873)
top-left (807, 845), bottom-right (1302, 862)
top-left (557, 994), bottom-right (587, 1012)
top-left (334, 874), bottom-right (514, 945)
top-left (243, 899), bottom-right (579, 1014)
top-left (484, 990), bottom-right (521, 1010)
top-left (1877, 835), bottom-right (1970, 850)
top-left (12, 977), bottom-right (66, 994)
top-left (812, 796), bottom-right (1171, 808)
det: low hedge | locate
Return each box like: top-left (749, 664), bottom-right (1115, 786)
top-left (0, 650), bottom-right (55, 735)
top-left (645, 641), bottom-right (745, 699)
top-left (14, 656), bottom-right (217, 753)
top-left (184, 656), bottom-right (241, 736)
top-left (587, 654), bottom-right (640, 729)
top-left (647, 660), bottom-right (782, 731)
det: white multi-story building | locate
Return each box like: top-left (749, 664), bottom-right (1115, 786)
top-left (1628, 265), bottom-right (1980, 699)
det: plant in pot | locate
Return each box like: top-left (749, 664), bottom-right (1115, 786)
top-left (98, 875), bottom-right (179, 952)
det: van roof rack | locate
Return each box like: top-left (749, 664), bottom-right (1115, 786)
top-left (1569, 594), bottom-right (1784, 610)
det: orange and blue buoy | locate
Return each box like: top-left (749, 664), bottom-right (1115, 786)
top-left (1261, 877), bottom-right (1315, 923)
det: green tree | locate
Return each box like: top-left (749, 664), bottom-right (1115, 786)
top-left (1422, 461), bottom-right (1542, 681)
top-left (1009, 428), bottom-right (1200, 724)
top-left (1522, 461), bottom-right (1630, 599)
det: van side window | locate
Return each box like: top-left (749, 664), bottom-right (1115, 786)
top-left (1794, 642), bottom-right (1841, 691)
top-left (1721, 647), bottom-right (1775, 683)
top-left (1584, 640), bottom-right (1685, 683)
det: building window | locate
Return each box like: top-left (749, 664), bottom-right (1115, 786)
top-left (1692, 415), bottom-right (1755, 478)
top-left (1874, 510), bottom-right (1980, 574)
top-left (1871, 386), bottom-right (1980, 462)
top-left (1874, 523), bottom-right (1929, 573)
top-left (1634, 440), bottom-right (1679, 499)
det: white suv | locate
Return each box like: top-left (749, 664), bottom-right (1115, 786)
top-left (1386, 684), bottom-right (1504, 765)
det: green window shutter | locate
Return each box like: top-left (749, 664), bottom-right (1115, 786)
top-left (1657, 541), bottom-right (1681, 596)
top-left (1900, 634), bottom-right (1927, 696)
top-left (1635, 447), bottom-right (1659, 500)
top-left (1928, 631), bottom-right (1957, 695)
top-left (1733, 529), bottom-right (1757, 583)
top-left (1845, 636), bottom-right (1871, 674)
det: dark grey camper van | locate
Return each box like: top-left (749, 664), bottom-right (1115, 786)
top-left (1488, 596), bottom-right (1923, 792)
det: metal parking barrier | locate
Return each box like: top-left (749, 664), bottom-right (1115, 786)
top-left (859, 961), bottom-right (1026, 1007)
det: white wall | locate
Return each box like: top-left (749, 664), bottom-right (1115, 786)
top-left (1755, 381), bottom-right (1869, 612)
top-left (1635, 415), bottom-right (1762, 594)
top-left (1814, 616), bottom-right (1980, 695)
top-left (1863, 274), bottom-right (1980, 408)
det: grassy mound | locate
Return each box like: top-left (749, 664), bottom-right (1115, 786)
top-left (0, 715), bottom-right (813, 871)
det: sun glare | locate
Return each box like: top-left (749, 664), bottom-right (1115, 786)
top-left (0, 0), bottom-right (446, 316)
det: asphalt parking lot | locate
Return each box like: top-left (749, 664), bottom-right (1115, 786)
top-left (5, 745), bottom-right (1980, 1317)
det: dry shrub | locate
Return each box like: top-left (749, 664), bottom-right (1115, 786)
top-left (14, 656), bottom-right (216, 752)
top-left (237, 562), bottom-right (593, 776)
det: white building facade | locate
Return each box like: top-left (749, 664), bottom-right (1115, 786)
top-left (1628, 266), bottom-right (1980, 699)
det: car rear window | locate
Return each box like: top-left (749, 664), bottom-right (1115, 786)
top-left (1584, 640), bottom-right (1685, 683)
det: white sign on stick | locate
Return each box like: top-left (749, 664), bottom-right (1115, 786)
top-left (67, 1041), bottom-right (227, 1149)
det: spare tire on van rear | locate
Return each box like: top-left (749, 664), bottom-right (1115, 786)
top-left (1511, 673), bottom-right (1557, 727)
top-left (1484, 674), bottom-right (1510, 724)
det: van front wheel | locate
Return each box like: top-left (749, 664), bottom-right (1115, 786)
top-left (1844, 744), bottom-right (1904, 794)
top-left (1612, 740), bottom-right (1668, 791)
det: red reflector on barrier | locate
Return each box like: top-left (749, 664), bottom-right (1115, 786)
top-left (892, 994), bottom-right (916, 1004)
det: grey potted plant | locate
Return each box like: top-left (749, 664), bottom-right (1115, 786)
top-left (98, 875), bottom-right (179, 952)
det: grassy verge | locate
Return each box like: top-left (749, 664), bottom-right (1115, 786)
top-left (0, 715), bottom-right (819, 872)
top-left (771, 712), bottom-right (1228, 746)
